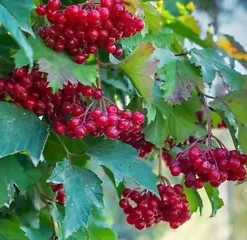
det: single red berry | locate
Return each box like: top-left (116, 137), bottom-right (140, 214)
top-left (36, 4), bottom-right (47, 16)
top-left (132, 112), bottom-right (145, 124)
top-left (47, 0), bottom-right (61, 12)
top-left (54, 122), bottom-right (66, 135)
top-left (135, 220), bottom-right (146, 230)
top-left (67, 117), bottom-right (82, 130)
top-left (75, 126), bottom-right (86, 138)
top-left (101, 0), bottom-right (113, 9)
top-left (105, 127), bottom-right (119, 139)
top-left (107, 104), bottom-right (119, 114)
top-left (93, 88), bottom-right (103, 100)
top-left (119, 198), bottom-right (129, 209)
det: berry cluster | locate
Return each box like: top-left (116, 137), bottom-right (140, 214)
top-left (36, 0), bottom-right (144, 64)
top-left (119, 184), bottom-right (191, 230)
top-left (0, 66), bottom-right (153, 156)
top-left (51, 184), bottom-right (66, 204)
top-left (167, 146), bottom-right (247, 188)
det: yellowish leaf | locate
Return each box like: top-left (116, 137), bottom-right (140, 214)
top-left (217, 35), bottom-right (247, 61)
top-left (186, 2), bottom-right (196, 11)
top-left (178, 15), bottom-right (200, 35)
top-left (118, 43), bottom-right (157, 104)
top-left (124, 0), bottom-right (140, 15)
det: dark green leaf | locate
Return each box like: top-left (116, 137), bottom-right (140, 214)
top-left (0, 34), bottom-right (18, 57)
top-left (143, 110), bottom-right (168, 147)
top-left (0, 0), bottom-right (35, 65)
top-left (158, 58), bottom-right (203, 104)
top-left (22, 210), bottom-right (53, 240)
top-left (211, 89), bottom-right (247, 152)
top-left (0, 154), bottom-right (41, 207)
top-left (87, 140), bottom-right (159, 195)
top-left (204, 183), bottom-right (224, 217)
top-left (14, 36), bottom-right (97, 92)
top-left (0, 102), bottom-right (49, 162)
top-left (48, 160), bottom-right (103, 238)
top-left (149, 85), bottom-right (203, 143)
top-left (0, 220), bottom-right (28, 240)
top-left (190, 48), bottom-right (245, 89)
top-left (87, 206), bottom-right (117, 240)
top-left (166, 20), bottom-right (209, 48)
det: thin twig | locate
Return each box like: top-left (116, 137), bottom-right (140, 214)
top-left (158, 148), bottom-right (163, 177)
top-left (175, 52), bottom-right (189, 56)
top-left (200, 94), bottom-right (212, 149)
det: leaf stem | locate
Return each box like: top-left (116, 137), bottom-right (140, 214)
top-left (55, 134), bottom-right (72, 161)
top-left (36, 184), bottom-right (52, 204)
top-left (95, 53), bottom-right (102, 89)
top-left (200, 94), bottom-right (212, 149)
top-left (158, 148), bottom-right (163, 177)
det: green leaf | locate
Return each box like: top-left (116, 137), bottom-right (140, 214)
top-left (154, 28), bottom-right (174, 48)
top-left (87, 140), bottom-right (159, 195)
top-left (0, 102), bottom-right (49, 162)
top-left (159, 58), bottom-right (203, 104)
top-left (22, 210), bottom-right (53, 240)
top-left (120, 32), bottom-right (143, 53)
top-left (67, 228), bottom-right (88, 240)
top-left (0, 154), bottom-right (40, 207)
top-left (190, 48), bottom-right (245, 89)
top-left (88, 206), bottom-right (117, 240)
top-left (149, 85), bottom-right (203, 143)
top-left (118, 42), bottom-right (157, 104)
top-left (0, 0), bottom-right (35, 65)
top-left (163, 0), bottom-right (190, 16)
top-left (211, 89), bottom-right (247, 152)
top-left (184, 187), bottom-right (203, 214)
top-left (166, 19), bottom-right (209, 48)
top-left (0, 34), bottom-right (18, 57)
top-left (204, 183), bottom-right (224, 217)
top-left (143, 110), bottom-right (167, 147)
top-left (47, 160), bottom-right (103, 238)
top-left (141, 2), bottom-right (160, 34)
top-left (0, 220), bottom-right (28, 240)
top-left (14, 36), bottom-right (98, 92)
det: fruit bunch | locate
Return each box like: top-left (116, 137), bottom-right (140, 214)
top-left (167, 146), bottom-right (247, 188)
top-left (36, 0), bottom-right (145, 64)
top-left (119, 184), bottom-right (191, 230)
top-left (0, 66), bottom-right (153, 157)
top-left (51, 184), bottom-right (66, 204)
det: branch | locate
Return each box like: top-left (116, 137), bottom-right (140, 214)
top-left (175, 52), bottom-right (189, 57)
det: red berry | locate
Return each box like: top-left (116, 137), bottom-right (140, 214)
top-left (135, 220), bottom-right (146, 230)
top-left (67, 117), bottom-right (81, 130)
top-left (54, 122), bottom-right (66, 135)
top-left (98, 7), bottom-right (110, 20)
top-left (132, 112), bottom-right (145, 124)
top-left (47, 0), bottom-right (61, 12)
top-left (101, 0), bottom-right (113, 8)
top-left (105, 127), bottom-right (119, 139)
top-left (75, 126), bottom-right (86, 138)
top-left (93, 88), bottom-right (103, 100)
top-left (36, 4), bottom-right (47, 16)
top-left (119, 199), bottom-right (129, 209)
